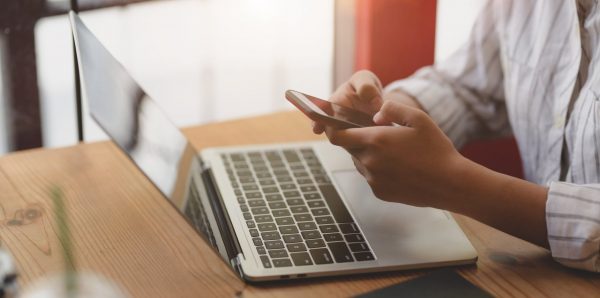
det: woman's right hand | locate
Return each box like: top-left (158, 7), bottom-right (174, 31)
top-left (313, 70), bottom-right (384, 134)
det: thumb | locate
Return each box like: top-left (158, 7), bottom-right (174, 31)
top-left (373, 100), bottom-right (431, 128)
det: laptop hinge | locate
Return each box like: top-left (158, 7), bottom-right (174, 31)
top-left (199, 162), bottom-right (244, 270)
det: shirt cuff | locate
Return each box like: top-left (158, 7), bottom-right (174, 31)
top-left (546, 181), bottom-right (600, 272)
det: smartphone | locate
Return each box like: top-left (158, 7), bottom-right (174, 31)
top-left (285, 90), bottom-right (375, 129)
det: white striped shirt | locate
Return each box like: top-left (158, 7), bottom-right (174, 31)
top-left (386, 0), bottom-right (600, 272)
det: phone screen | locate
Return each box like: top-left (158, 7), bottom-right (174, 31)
top-left (286, 90), bottom-right (375, 128)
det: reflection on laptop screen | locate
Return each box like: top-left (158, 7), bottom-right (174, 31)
top-left (69, 12), bottom-right (227, 260)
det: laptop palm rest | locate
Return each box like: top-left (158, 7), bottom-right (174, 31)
top-left (332, 170), bottom-right (477, 267)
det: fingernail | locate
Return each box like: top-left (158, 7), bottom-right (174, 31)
top-left (373, 111), bottom-right (383, 123)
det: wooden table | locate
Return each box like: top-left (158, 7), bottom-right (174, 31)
top-left (0, 111), bottom-right (598, 297)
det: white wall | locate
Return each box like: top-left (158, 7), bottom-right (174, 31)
top-left (35, 0), bottom-right (335, 146)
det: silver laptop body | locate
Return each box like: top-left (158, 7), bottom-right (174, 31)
top-left (70, 11), bottom-right (477, 282)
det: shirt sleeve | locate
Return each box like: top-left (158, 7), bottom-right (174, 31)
top-left (384, 0), bottom-right (510, 149)
top-left (546, 182), bottom-right (600, 272)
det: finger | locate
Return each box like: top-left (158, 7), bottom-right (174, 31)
top-left (348, 71), bottom-right (384, 114)
top-left (373, 100), bottom-right (432, 129)
top-left (324, 127), bottom-right (369, 150)
top-left (312, 121), bottom-right (325, 134)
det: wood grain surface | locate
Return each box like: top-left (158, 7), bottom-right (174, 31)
top-left (0, 111), bottom-right (598, 297)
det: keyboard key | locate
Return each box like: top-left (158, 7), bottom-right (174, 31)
top-left (271, 209), bottom-right (290, 217)
top-left (291, 252), bottom-right (313, 266)
top-left (259, 179), bottom-right (276, 186)
top-left (275, 217), bottom-right (294, 225)
top-left (254, 215), bottom-right (273, 223)
top-left (280, 184), bottom-right (297, 190)
top-left (283, 191), bottom-right (301, 198)
top-left (339, 223), bottom-right (359, 234)
top-left (260, 256), bottom-right (272, 268)
top-left (234, 189), bottom-right (243, 196)
top-left (237, 197), bottom-right (245, 204)
top-left (240, 204), bottom-right (248, 212)
top-left (276, 176), bottom-right (293, 183)
top-left (270, 162), bottom-right (285, 168)
top-left (306, 239), bottom-right (326, 248)
top-left (283, 150), bottom-right (300, 163)
top-left (258, 223), bottom-right (277, 231)
top-left (279, 225), bottom-right (299, 234)
top-left (268, 249), bottom-right (288, 258)
top-left (344, 234), bottom-right (365, 242)
top-left (319, 225), bottom-right (339, 234)
top-left (301, 230), bottom-right (321, 239)
top-left (328, 242), bottom-right (354, 263)
top-left (239, 177), bottom-right (255, 184)
top-left (283, 234), bottom-right (303, 243)
top-left (290, 164), bottom-right (305, 171)
top-left (256, 246), bottom-right (266, 255)
top-left (310, 248), bottom-right (334, 264)
top-left (297, 178), bottom-right (313, 185)
top-left (243, 212), bottom-right (252, 220)
top-left (300, 185), bottom-right (317, 193)
top-left (293, 172), bottom-right (309, 178)
top-left (287, 199), bottom-right (304, 206)
top-left (245, 192), bottom-right (263, 199)
top-left (263, 187), bottom-right (279, 194)
top-left (251, 207), bottom-right (269, 215)
top-left (248, 200), bottom-right (266, 207)
top-left (243, 184), bottom-right (259, 191)
top-left (307, 200), bottom-right (325, 208)
top-left (287, 243), bottom-right (307, 252)
top-left (319, 185), bottom-right (354, 223)
top-left (247, 221), bottom-right (256, 229)
top-left (314, 176), bottom-right (330, 184)
top-left (269, 202), bottom-right (287, 210)
top-left (229, 153), bottom-right (245, 161)
top-left (254, 166), bottom-right (269, 173)
top-left (315, 216), bottom-right (334, 225)
top-left (256, 172), bottom-right (272, 179)
top-left (324, 233), bottom-right (343, 242)
top-left (253, 237), bottom-right (263, 246)
top-left (290, 206), bottom-right (309, 213)
top-left (354, 252), bottom-right (375, 261)
top-left (349, 243), bottom-right (370, 252)
top-left (311, 208), bottom-right (330, 217)
top-left (274, 170), bottom-right (290, 176)
top-left (304, 193), bottom-right (321, 200)
top-left (294, 213), bottom-right (313, 222)
top-left (273, 258), bottom-right (293, 267)
top-left (261, 231), bottom-right (281, 240)
top-left (298, 222), bottom-right (317, 230)
top-left (265, 194), bottom-right (283, 201)
top-left (249, 229), bottom-right (259, 237)
top-left (265, 240), bottom-right (284, 250)
top-left (236, 170), bottom-right (252, 177)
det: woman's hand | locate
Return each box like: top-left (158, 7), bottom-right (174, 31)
top-left (325, 100), bottom-right (466, 210)
top-left (313, 70), bottom-right (384, 134)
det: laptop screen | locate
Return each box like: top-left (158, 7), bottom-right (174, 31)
top-left (69, 12), bottom-right (230, 262)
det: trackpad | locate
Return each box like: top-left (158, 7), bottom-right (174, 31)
top-left (331, 170), bottom-right (455, 262)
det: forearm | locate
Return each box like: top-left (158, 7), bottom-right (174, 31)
top-left (446, 156), bottom-right (550, 248)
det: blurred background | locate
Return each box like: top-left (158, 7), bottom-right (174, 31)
top-left (0, 0), bottom-right (484, 154)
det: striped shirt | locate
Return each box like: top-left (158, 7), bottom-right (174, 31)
top-left (386, 0), bottom-right (600, 272)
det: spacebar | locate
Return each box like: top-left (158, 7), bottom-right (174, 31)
top-left (319, 184), bottom-right (354, 223)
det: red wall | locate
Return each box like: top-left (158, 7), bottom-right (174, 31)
top-left (354, 0), bottom-right (524, 178)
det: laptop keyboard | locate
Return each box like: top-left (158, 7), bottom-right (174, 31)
top-left (222, 148), bottom-right (375, 269)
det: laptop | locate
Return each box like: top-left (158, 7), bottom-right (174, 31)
top-left (69, 11), bottom-right (477, 282)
